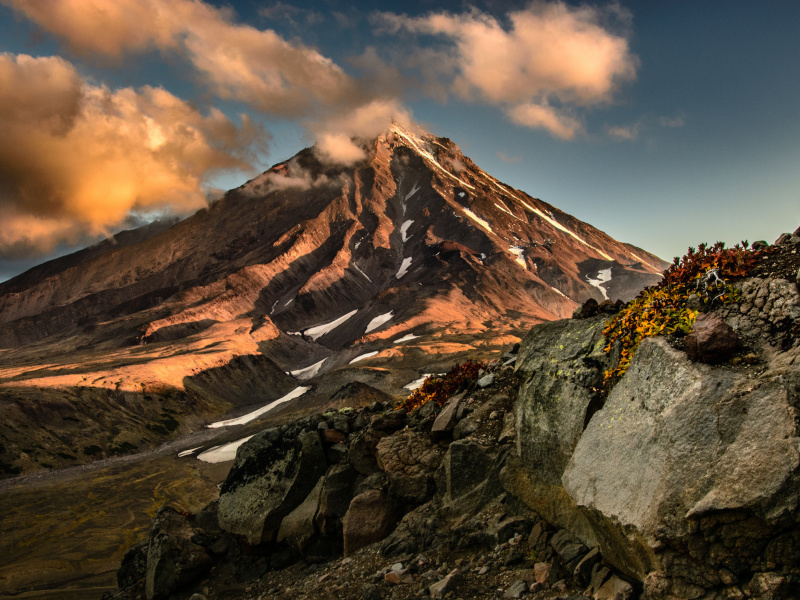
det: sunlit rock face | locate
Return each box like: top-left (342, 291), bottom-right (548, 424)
top-left (0, 124), bottom-right (666, 474)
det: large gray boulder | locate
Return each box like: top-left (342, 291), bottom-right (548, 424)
top-left (218, 428), bottom-right (326, 545)
top-left (514, 315), bottom-right (612, 484)
top-left (503, 316), bottom-right (615, 543)
top-left (562, 336), bottom-right (800, 598)
top-left (145, 507), bottom-right (211, 600)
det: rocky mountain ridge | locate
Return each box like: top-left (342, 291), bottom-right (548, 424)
top-left (108, 231), bottom-right (800, 600)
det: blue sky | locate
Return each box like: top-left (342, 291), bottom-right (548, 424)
top-left (0, 0), bottom-right (798, 281)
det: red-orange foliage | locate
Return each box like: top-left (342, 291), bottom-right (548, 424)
top-left (397, 360), bottom-right (485, 412)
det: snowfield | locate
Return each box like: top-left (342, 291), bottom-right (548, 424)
top-left (207, 386), bottom-right (311, 428)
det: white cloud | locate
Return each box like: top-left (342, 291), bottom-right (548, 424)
top-left (376, 2), bottom-right (637, 139)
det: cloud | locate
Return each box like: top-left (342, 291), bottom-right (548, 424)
top-left (606, 114), bottom-right (684, 142)
top-left (2, 0), bottom-right (357, 116)
top-left (375, 2), bottom-right (637, 138)
top-left (659, 115), bottom-right (685, 128)
top-left (497, 152), bottom-right (521, 163)
top-left (606, 122), bottom-right (641, 141)
top-left (507, 103), bottom-right (583, 140)
top-left (312, 98), bottom-right (414, 165)
top-left (0, 53), bottom-right (264, 256)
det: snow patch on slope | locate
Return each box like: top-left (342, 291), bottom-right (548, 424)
top-left (401, 220), bottom-right (414, 242)
top-left (302, 310), bottom-right (358, 341)
top-left (290, 359), bottom-right (326, 380)
top-left (207, 386), bottom-right (311, 428)
top-left (350, 351), bottom-right (379, 364)
top-left (350, 263), bottom-right (372, 283)
top-left (394, 333), bottom-right (419, 344)
top-left (197, 435), bottom-right (254, 463)
top-left (586, 268), bottom-right (612, 300)
top-left (396, 257), bottom-right (413, 279)
top-left (366, 311), bottom-right (393, 333)
top-left (508, 246), bottom-right (527, 269)
top-left (462, 208), bottom-right (493, 233)
top-left (403, 374), bottom-right (431, 390)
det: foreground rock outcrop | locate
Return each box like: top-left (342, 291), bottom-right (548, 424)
top-left (109, 236), bottom-right (800, 600)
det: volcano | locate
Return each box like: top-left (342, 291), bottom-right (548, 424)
top-left (0, 124), bottom-right (666, 476)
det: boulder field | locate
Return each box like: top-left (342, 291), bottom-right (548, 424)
top-left (109, 237), bottom-right (800, 600)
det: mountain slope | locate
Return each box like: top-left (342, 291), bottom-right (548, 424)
top-left (0, 124), bottom-right (667, 475)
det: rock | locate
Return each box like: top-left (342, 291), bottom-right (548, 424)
top-left (503, 579), bottom-right (528, 598)
top-left (534, 562), bottom-right (552, 584)
top-left (751, 240), bottom-right (769, 250)
top-left (145, 507), bottom-right (212, 600)
top-left (189, 594), bottom-right (206, 600)
top-left (430, 395), bottom-right (462, 437)
top-left (796, 267), bottom-right (800, 293)
top-left (498, 411), bottom-right (516, 443)
top-left (685, 293), bottom-right (702, 311)
top-left (218, 428), bottom-right (326, 545)
top-left (438, 439), bottom-right (502, 512)
top-left (477, 373), bottom-right (495, 388)
top-left (550, 529), bottom-right (588, 566)
top-left (419, 400), bottom-right (438, 419)
top-left (574, 547), bottom-right (601, 585)
top-left (117, 539), bottom-right (148, 591)
top-left (794, 225), bottom-right (800, 237)
top-left (193, 500), bottom-right (220, 535)
top-left (348, 431), bottom-right (381, 476)
top-left (453, 417), bottom-right (477, 440)
top-left (589, 564), bottom-right (612, 594)
top-left (385, 568), bottom-right (414, 584)
top-left (277, 476), bottom-right (324, 553)
top-left (315, 463), bottom-right (358, 537)
top-left (375, 429), bottom-right (443, 503)
top-left (515, 316), bottom-right (611, 485)
top-left (684, 312), bottom-right (737, 364)
top-left (342, 490), bottom-right (399, 556)
top-left (593, 575), bottom-right (633, 600)
top-left (429, 569), bottom-right (462, 599)
top-left (321, 429), bottom-right (347, 444)
top-left (775, 233), bottom-right (793, 245)
top-left (563, 336), bottom-right (800, 590)
top-left (573, 298), bottom-right (599, 319)
top-left (333, 414), bottom-right (350, 434)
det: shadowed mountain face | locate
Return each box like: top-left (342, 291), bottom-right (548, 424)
top-left (0, 124), bottom-right (666, 475)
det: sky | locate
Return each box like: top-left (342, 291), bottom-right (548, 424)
top-left (1, 0), bottom-right (798, 282)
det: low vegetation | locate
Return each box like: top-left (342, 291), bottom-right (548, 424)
top-left (397, 360), bottom-right (486, 412)
top-left (602, 241), bottom-right (770, 385)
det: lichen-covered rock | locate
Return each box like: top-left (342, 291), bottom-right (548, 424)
top-left (217, 428), bottom-right (326, 545)
top-left (514, 315), bottom-right (612, 485)
top-left (563, 336), bottom-right (800, 597)
top-left (145, 507), bottom-right (211, 600)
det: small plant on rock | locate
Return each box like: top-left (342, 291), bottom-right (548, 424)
top-left (397, 360), bottom-right (485, 412)
top-left (602, 241), bottom-right (768, 386)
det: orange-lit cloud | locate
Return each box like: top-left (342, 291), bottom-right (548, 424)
top-left (2, 0), bottom-right (356, 116)
top-left (0, 53), bottom-right (263, 255)
top-left (507, 103), bottom-right (583, 141)
top-left (313, 98), bottom-right (413, 164)
top-left (376, 2), bottom-right (637, 139)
